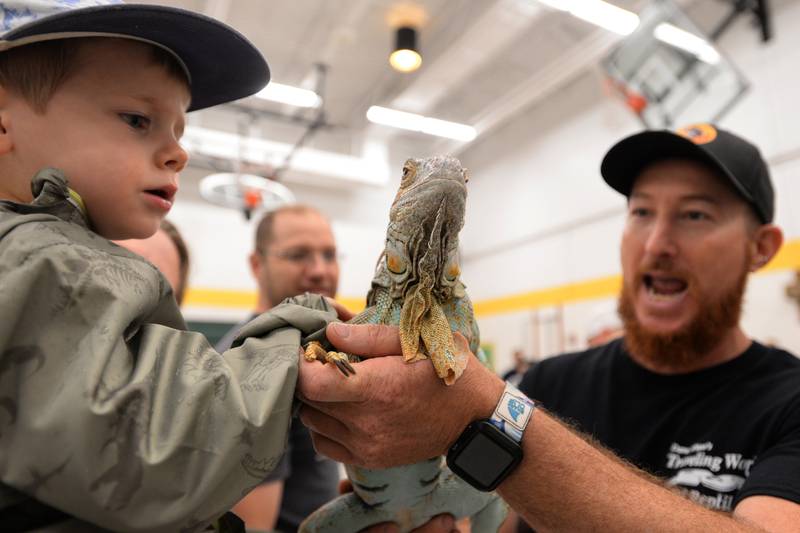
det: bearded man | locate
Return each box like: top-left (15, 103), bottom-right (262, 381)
top-left (297, 124), bottom-right (800, 532)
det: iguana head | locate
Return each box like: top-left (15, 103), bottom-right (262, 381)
top-left (383, 155), bottom-right (470, 384)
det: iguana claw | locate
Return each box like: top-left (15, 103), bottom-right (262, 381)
top-left (304, 341), bottom-right (357, 377)
top-left (333, 357), bottom-right (356, 377)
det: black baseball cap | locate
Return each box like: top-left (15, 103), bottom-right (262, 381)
top-left (600, 123), bottom-right (774, 223)
top-left (0, 0), bottom-right (269, 111)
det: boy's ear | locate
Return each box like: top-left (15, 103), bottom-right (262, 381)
top-left (0, 85), bottom-right (13, 155)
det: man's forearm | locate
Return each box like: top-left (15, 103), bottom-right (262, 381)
top-left (497, 410), bottom-right (756, 532)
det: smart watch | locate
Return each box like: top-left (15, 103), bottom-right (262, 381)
top-left (446, 382), bottom-right (535, 491)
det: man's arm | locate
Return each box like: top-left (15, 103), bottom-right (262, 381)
top-left (297, 323), bottom-right (800, 532)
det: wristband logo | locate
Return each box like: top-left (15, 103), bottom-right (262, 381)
top-left (496, 390), bottom-right (534, 433)
top-left (508, 398), bottom-right (526, 422)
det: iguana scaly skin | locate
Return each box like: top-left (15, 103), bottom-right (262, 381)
top-left (300, 156), bottom-right (507, 533)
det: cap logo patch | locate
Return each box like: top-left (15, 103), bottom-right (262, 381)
top-left (676, 123), bottom-right (717, 145)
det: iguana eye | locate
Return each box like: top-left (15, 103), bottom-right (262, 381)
top-left (387, 253), bottom-right (407, 274)
top-left (401, 160), bottom-right (417, 187)
top-left (444, 260), bottom-right (460, 281)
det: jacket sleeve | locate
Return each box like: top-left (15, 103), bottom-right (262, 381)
top-left (0, 232), bottom-right (337, 532)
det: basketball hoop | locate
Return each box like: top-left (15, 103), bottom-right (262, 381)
top-left (626, 91), bottom-right (648, 115)
top-left (199, 172), bottom-right (296, 221)
top-left (605, 76), bottom-right (648, 116)
top-left (601, 0), bottom-right (749, 128)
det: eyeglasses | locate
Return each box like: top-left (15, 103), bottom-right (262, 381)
top-left (263, 247), bottom-right (341, 266)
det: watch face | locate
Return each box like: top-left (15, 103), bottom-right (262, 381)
top-left (451, 432), bottom-right (517, 487)
top-left (446, 420), bottom-right (523, 491)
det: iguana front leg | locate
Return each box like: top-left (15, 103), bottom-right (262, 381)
top-left (302, 298), bottom-right (393, 377)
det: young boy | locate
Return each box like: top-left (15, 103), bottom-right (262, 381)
top-left (0, 2), bottom-right (330, 531)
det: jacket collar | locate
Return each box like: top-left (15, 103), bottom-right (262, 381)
top-left (0, 168), bottom-right (90, 229)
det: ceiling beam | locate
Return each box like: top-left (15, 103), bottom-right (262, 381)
top-left (437, 28), bottom-right (622, 156)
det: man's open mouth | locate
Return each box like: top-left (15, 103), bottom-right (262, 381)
top-left (643, 273), bottom-right (688, 300)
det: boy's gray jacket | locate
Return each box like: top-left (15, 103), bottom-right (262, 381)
top-left (0, 170), bottom-right (337, 532)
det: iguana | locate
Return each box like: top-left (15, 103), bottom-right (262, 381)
top-left (300, 155), bottom-right (507, 533)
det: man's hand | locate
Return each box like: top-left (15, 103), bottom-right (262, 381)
top-left (296, 322), bottom-right (505, 469)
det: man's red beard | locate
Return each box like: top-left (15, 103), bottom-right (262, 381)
top-left (617, 252), bottom-right (750, 370)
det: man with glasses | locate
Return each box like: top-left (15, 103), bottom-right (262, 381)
top-left (216, 204), bottom-right (341, 533)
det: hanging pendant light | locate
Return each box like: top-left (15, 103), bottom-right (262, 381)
top-left (389, 26), bottom-right (422, 73)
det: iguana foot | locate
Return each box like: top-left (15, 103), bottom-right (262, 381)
top-left (303, 341), bottom-right (326, 362)
top-left (304, 341), bottom-right (357, 377)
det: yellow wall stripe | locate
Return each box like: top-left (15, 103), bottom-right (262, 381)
top-left (184, 288), bottom-right (257, 309)
top-left (183, 289), bottom-right (367, 314)
top-left (473, 238), bottom-right (800, 316)
top-left (184, 238), bottom-right (800, 318)
top-left (473, 275), bottom-right (622, 316)
top-left (763, 238), bottom-right (800, 272)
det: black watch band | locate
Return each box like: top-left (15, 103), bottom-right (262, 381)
top-left (446, 383), bottom-right (535, 491)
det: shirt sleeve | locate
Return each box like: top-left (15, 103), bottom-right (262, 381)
top-left (0, 233), bottom-right (337, 532)
top-left (734, 392), bottom-right (800, 506)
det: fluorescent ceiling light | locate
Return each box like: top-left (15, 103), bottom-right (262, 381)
top-left (254, 82), bottom-right (322, 108)
top-left (654, 23), bottom-right (721, 64)
top-left (539, 2), bottom-right (718, 64)
top-left (182, 126), bottom-right (387, 186)
top-left (366, 106), bottom-right (477, 142)
top-left (538, 0), bottom-right (639, 36)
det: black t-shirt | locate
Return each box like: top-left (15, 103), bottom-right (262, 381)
top-left (272, 419), bottom-right (340, 532)
top-left (517, 338), bottom-right (800, 528)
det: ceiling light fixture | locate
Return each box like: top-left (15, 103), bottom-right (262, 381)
top-left (654, 23), bottom-right (721, 64)
top-left (254, 82), bottom-right (322, 108)
top-left (541, 1), bottom-right (719, 65)
top-left (389, 26), bottom-right (422, 72)
top-left (366, 105), bottom-right (476, 142)
top-left (538, 0), bottom-right (639, 36)
top-left (540, 1), bottom-right (719, 65)
top-left (182, 126), bottom-right (389, 186)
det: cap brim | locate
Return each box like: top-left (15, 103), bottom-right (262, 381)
top-left (600, 130), bottom-right (755, 204)
top-left (2, 4), bottom-right (269, 111)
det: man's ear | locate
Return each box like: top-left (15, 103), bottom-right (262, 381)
top-left (749, 224), bottom-right (784, 272)
top-left (248, 250), bottom-right (262, 279)
top-left (0, 85), bottom-right (13, 155)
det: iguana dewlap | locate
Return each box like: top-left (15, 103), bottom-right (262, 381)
top-left (300, 156), bottom-right (507, 533)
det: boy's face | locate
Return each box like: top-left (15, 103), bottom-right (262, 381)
top-left (0, 39), bottom-right (190, 239)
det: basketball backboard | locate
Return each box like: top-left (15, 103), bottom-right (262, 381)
top-left (602, 0), bottom-right (749, 129)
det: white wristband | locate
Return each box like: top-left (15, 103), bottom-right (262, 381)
top-left (489, 382), bottom-right (535, 443)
